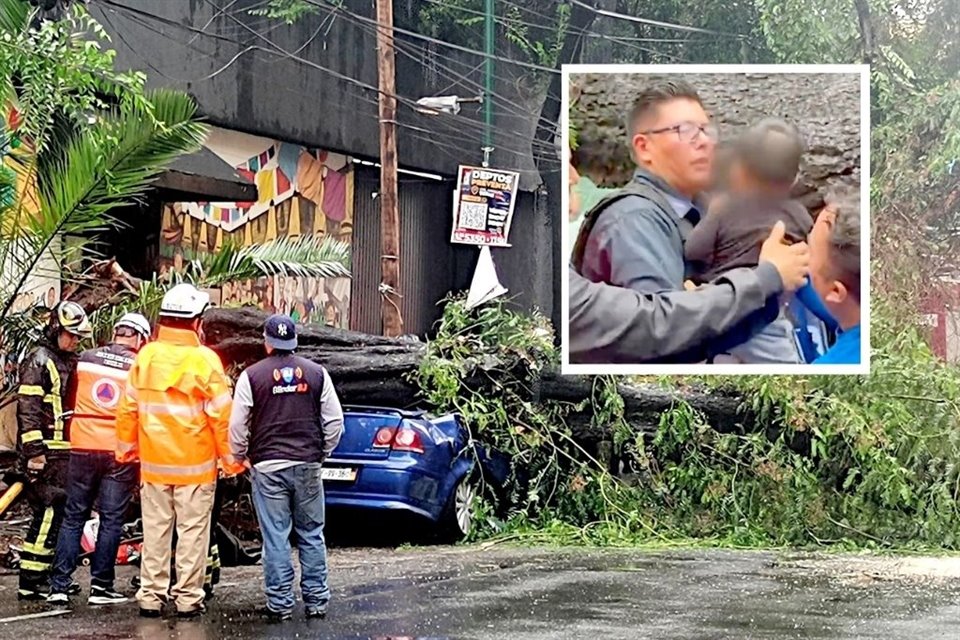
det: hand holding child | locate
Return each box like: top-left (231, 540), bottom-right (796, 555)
top-left (759, 221), bottom-right (810, 292)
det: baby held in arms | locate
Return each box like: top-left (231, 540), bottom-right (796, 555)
top-left (684, 118), bottom-right (836, 364)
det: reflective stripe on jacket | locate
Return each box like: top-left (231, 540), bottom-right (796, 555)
top-left (115, 326), bottom-right (236, 485)
top-left (70, 343), bottom-right (137, 452)
top-left (17, 343), bottom-right (77, 458)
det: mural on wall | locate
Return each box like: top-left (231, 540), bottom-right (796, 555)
top-left (1, 106), bottom-right (61, 445)
top-left (159, 127), bottom-right (354, 328)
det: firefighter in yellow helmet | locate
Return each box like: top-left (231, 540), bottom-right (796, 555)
top-left (16, 301), bottom-right (91, 600)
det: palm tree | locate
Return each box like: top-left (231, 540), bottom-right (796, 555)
top-left (0, 0), bottom-right (351, 410)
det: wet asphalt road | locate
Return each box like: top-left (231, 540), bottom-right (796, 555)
top-left (0, 546), bottom-right (958, 639)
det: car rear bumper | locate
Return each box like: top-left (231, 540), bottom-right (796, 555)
top-left (323, 459), bottom-right (448, 522)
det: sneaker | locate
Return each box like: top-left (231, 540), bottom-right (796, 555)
top-left (139, 607), bottom-right (162, 618)
top-left (305, 606), bottom-right (327, 620)
top-left (17, 588), bottom-right (49, 601)
top-left (88, 586), bottom-right (128, 606)
top-left (177, 605), bottom-right (206, 620)
top-left (45, 592), bottom-right (69, 606)
top-left (66, 582), bottom-right (81, 596)
top-left (258, 606), bottom-right (293, 622)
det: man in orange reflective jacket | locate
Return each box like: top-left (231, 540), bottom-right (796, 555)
top-left (47, 313), bottom-right (152, 607)
top-left (116, 284), bottom-right (243, 619)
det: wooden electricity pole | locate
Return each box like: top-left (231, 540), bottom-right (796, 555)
top-left (376, 0), bottom-right (402, 337)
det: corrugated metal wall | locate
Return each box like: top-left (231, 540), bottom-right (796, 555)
top-left (351, 166), bottom-right (474, 336)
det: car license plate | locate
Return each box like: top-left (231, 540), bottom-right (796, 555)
top-left (322, 467), bottom-right (357, 481)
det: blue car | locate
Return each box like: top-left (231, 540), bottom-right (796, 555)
top-left (322, 406), bottom-right (509, 540)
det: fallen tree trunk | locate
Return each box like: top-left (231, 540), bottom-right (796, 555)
top-left (202, 309), bottom-right (760, 449)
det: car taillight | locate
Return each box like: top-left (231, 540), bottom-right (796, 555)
top-left (372, 426), bottom-right (424, 454)
top-left (393, 428), bottom-right (424, 454)
top-left (373, 427), bottom-right (396, 448)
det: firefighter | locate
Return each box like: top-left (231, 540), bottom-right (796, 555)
top-left (47, 313), bottom-right (151, 606)
top-left (16, 301), bottom-right (91, 600)
top-left (115, 284), bottom-right (243, 619)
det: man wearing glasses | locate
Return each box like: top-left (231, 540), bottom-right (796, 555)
top-left (570, 80), bottom-right (798, 363)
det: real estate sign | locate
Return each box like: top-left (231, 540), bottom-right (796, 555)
top-left (451, 165), bottom-right (519, 247)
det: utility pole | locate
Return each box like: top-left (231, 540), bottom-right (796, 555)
top-left (376, 0), bottom-right (402, 337)
top-left (482, 0), bottom-right (494, 166)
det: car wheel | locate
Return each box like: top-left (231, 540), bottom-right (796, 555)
top-left (439, 474), bottom-right (478, 542)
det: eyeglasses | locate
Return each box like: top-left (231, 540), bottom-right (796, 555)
top-left (640, 122), bottom-right (718, 144)
top-left (114, 326), bottom-right (142, 339)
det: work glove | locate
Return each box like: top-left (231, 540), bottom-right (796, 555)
top-left (26, 454), bottom-right (46, 473)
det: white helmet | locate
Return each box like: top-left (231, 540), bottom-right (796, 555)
top-left (159, 283), bottom-right (210, 319)
top-left (56, 301), bottom-right (93, 338)
top-left (114, 312), bottom-right (151, 340)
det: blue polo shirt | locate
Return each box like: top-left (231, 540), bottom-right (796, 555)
top-left (813, 324), bottom-right (861, 364)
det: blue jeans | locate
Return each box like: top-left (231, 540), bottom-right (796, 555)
top-left (50, 451), bottom-right (137, 592)
top-left (724, 313), bottom-right (802, 364)
top-left (251, 463), bottom-right (330, 613)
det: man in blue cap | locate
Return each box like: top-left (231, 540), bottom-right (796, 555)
top-left (228, 314), bottom-right (344, 622)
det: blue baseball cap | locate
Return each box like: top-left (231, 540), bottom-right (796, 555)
top-left (264, 314), bottom-right (298, 351)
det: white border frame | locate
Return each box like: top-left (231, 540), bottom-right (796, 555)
top-left (560, 64), bottom-right (871, 376)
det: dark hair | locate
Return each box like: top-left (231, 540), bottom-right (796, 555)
top-left (158, 316), bottom-right (200, 331)
top-left (627, 79), bottom-right (703, 139)
top-left (733, 118), bottom-right (804, 184)
top-left (824, 186), bottom-right (861, 302)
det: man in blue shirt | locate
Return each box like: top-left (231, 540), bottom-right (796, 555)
top-left (808, 190), bottom-right (862, 364)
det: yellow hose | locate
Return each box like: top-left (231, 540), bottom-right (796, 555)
top-left (0, 481), bottom-right (24, 517)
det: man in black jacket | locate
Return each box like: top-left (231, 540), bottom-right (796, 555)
top-left (16, 301), bottom-right (91, 600)
top-left (228, 314), bottom-right (344, 622)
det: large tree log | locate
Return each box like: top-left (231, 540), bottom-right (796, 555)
top-left (202, 309), bottom-right (759, 449)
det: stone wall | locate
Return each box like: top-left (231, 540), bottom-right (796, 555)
top-left (570, 72), bottom-right (862, 211)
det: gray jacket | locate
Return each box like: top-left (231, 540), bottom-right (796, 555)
top-left (568, 263), bottom-right (783, 364)
top-left (570, 169), bottom-right (781, 363)
top-left (574, 169), bottom-right (698, 293)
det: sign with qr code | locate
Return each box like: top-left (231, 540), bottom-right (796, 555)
top-left (451, 165), bottom-right (520, 247)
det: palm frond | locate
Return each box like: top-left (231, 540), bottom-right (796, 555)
top-left (190, 234), bottom-right (352, 286)
top-left (0, 0), bottom-right (28, 36)
top-left (0, 90), bottom-right (207, 317)
top-left (0, 305), bottom-right (51, 373)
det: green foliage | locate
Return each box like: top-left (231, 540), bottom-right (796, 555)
top-left (418, 0), bottom-right (572, 68)
top-left (413, 294), bottom-right (592, 525)
top-left (0, 89), bottom-right (207, 319)
top-left (0, 0), bottom-right (149, 153)
top-left (753, 0), bottom-right (863, 63)
top-left (416, 296), bottom-right (960, 551)
top-left (248, 0), bottom-right (323, 24)
top-left (190, 234), bottom-right (351, 287)
top-left (581, 0), bottom-right (771, 65)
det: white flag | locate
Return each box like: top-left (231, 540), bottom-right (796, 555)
top-left (465, 246), bottom-right (508, 310)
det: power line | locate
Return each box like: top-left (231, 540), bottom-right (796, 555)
top-left (303, 0), bottom-right (561, 74)
top-left (98, 1), bottom-right (555, 170)
top-left (203, 0), bottom-right (558, 159)
top-left (419, 0), bottom-right (701, 57)
top-left (328, 7), bottom-right (562, 145)
top-left (569, 0), bottom-right (745, 38)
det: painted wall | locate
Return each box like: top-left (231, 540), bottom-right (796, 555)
top-left (161, 127), bottom-right (354, 328)
top-left (0, 107), bottom-right (61, 449)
